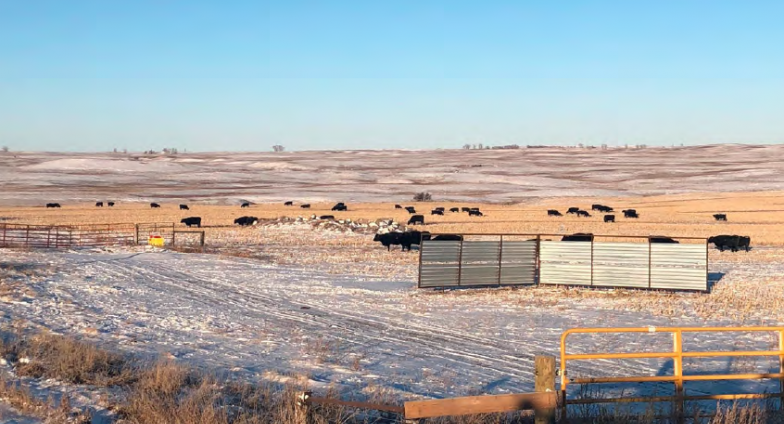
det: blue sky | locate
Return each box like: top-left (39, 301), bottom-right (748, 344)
top-left (1, 1), bottom-right (782, 152)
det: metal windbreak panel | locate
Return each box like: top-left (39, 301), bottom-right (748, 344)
top-left (650, 243), bottom-right (707, 291)
top-left (540, 241), bottom-right (592, 286)
top-left (499, 240), bottom-right (537, 285)
top-left (592, 242), bottom-right (649, 288)
top-left (419, 240), bottom-right (461, 288)
top-left (460, 241), bottom-right (501, 286)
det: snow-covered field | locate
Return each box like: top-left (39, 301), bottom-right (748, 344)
top-left (2, 244), bottom-right (782, 410)
top-left (3, 144), bottom-right (784, 205)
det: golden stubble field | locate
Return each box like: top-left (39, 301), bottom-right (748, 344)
top-left (2, 190), bottom-right (784, 245)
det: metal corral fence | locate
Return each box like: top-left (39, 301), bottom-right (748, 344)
top-left (560, 326), bottom-right (784, 422)
top-left (0, 222), bottom-right (204, 249)
top-left (419, 234), bottom-right (709, 291)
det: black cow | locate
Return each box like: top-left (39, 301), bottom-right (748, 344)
top-left (395, 204), bottom-right (402, 209)
top-left (95, 202), bottom-right (103, 207)
top-left (332, 203), bottom-right (347, 211)
top-left (562, 233), bottom-right (593, 242)
top-left (576, 210), bottom-right (591, 217)
top-left (450, 207), bottom-right (460, 213)
top-left (107, 202), bottom-right (115, 207)
top-left (408, 214), bottom-right (425, 225)
top-left (650, 236), bottom-right (679, 244)
top-left (241, 202), bottom-right (251, 208)
top-left (284, 201), bottom-right (294, 206)
top-left (319, 215), bottom-right (335, 220)
top-left (150, 203), bottom-right (161, 208)
top-left (592, 204), bottom-right (613, 213)
top-left (708, 235), bottom-right (751, 252)
top-left (300, 204), bottom-right (311, 209)
top-left (405, 206), bottom-right (417, 214)
top-left (434, 207), bottom-right (445, 212)
top-left (431, 234), bottom-right (463, 241)
top-left (234, 216), bottom-right (259, 226)
top-left (373, 231), bottom-right (427, 251)
top-left (713, 214), bottom-right (727, 221)
top-left (623, 209), bottom-right (639, 218)
top-left (604, 214), bottom-right (615, 223)
top-left (373, 232), bottom-right (403, 251)
top-left (46, 203), bottom-right (61, 208)
top-left (180, 217), bottom-right (202, 228)
top-left (179, 204), bottom-right (189, 210)
top-left (461, 207), bottom-right (471, 212)
top-left (431, 209), bottom-right (444, 215)
top-left (468, 210), bottom-right (484, 217)
top-left (547, 210), bottom-right (562, 216)
top-left (567, 207), bottom-right (580, 214)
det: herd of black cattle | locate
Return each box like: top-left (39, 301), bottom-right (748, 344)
top-left (41, 200), bottom-right (751, 253)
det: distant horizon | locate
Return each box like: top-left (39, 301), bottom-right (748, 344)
top-left (4, 141), bottom-right (783, 155)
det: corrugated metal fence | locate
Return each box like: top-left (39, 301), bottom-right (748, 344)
top-left (420, 234), bottom-right (708, 291)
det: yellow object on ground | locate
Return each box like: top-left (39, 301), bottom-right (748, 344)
top-left (148, 235), bottom-right (165, 247)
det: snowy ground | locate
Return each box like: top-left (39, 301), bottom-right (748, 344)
top-left (3, 144), bottom-right (784, 205)
top-left (2, 246), bottom-right (783, 410)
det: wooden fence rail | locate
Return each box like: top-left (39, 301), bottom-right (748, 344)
top-left (296, 355), bottom-right (557, 424)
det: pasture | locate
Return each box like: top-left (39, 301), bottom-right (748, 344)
top-left (3, 148), bottom-right (784, 422)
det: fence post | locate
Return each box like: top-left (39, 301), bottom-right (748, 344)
top-left (135, 224), bottom-right (139, 245)
top-left (295, 391), bottom-right (311, 424)
top-left (200, 231), bottom-right (205, 248)
top-left (534, 355), bottom-right (556, 424)
top-left (673, 330), bottom-right (684, 423)
top-left (457, 238), bottom-right (464, 286)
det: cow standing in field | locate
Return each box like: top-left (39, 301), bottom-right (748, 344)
top-left (373, 230), bottom-right (428, 251)
top-left (395, 204), bottom-right (402, 209)
top-left (713, 214), bottom-right (727, 221)
top-left (405, 206), bottom-right (417, 214)
top-left (284, 201), bottom-right (294, 206)
top-left (450, 207), bottom-right (459, 213)
top-left (650, 236), bottom-right (679, 244)
top-left (468, 210), bottom-right (484, 217)
top-left (180, 217), bottom-right (202, 228)
top-left (179, 204), bottom-right (189, 210)
top-left (300, 204), bottom-right (311, 209)
top-left (332, 203), bottom-right (348, 211)
top-left (562, 233), bottom-right (593, 242)
top-left (709, 235), bottom-right (751, 252)
top-left (241, 202), bottom-right (251, 208)
top-left (408, 215), bottom-right (425, 225)
top-left (46, 203), bottom-right (61, 208)
top-left (234, 216), bottom-right (259, 226)
top-left (95, 202), bottom-right (103, 207)
top-left (623, 209), bottom-right (639, 218)
top-left (107, 202), bottom-right (115, 207)
top-left (461, 207), bottom-right (471, 212)
top-left (576, 210), bottom-right (591, 217)
top-left (431, 209), bottom-right (444, 215)
top-left (567, 207), bottom-right (580, 214)
top-left (150, 203), bottom-right (161, 208)
top-left (604, 215), bottom-right (615, 223)
top-left (548, 210), bottom-right (562, 216)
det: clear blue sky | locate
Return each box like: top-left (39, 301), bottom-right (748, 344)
top-left (1, 1), bottom-right (783, 152)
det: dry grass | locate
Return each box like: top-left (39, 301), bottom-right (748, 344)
top-left (0, 329), bottom-right (781, 423)
top-left (0, 331), bottom-right (135, 386)
top-left (2, 190), bottom-right (784, 245)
